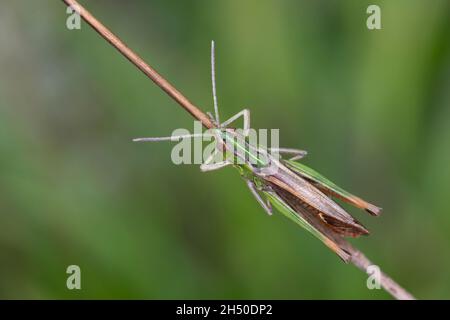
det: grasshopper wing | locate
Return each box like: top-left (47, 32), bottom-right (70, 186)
top-left (265, 165), bottom-right (369, 237)
top-left (265, 184), bottom-right (352, 262)
top-left (283, 160), bottom-right (382, 216)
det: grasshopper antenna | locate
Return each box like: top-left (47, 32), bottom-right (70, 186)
top-left (132, 133), bottom-right (207, 142)
top-left (211, 40), bottom-right (220, 126)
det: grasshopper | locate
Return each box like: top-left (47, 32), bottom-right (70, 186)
top-left (134, 41), bottom-right (381, 262)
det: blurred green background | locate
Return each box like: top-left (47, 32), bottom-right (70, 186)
top-left (1, 0), bottom-right (449, 299)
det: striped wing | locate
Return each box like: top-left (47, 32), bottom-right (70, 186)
top-left (265, 183), bottom-right (352, 262)
top-left (265, 164), bottom-right (369, 237)
top-left (284, 160), bottom-right (382, 216)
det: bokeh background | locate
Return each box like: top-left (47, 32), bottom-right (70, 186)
top-left (1, 0), bottom-right (449, 299)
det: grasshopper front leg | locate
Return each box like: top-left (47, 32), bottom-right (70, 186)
top-left (221, 109), bottom-right (250, 136)
top-left (200, 149), bottom-right (232, 172)
top-left (270, 148), bottom-right (307, 161)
